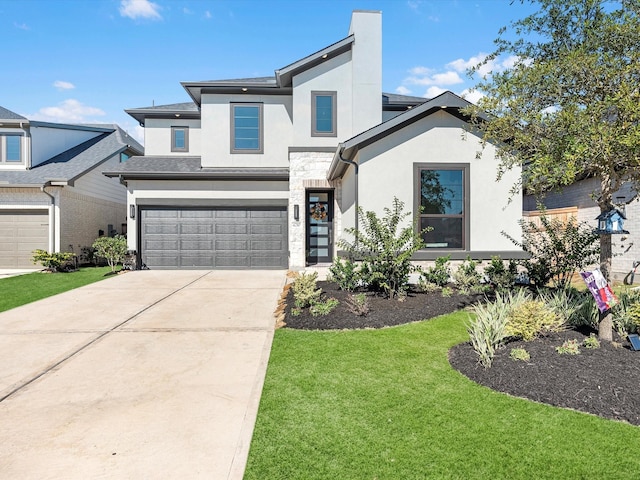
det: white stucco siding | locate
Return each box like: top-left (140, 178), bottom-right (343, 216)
top-left (30, 126), bottom-right (101, 167)
top-left (354, 111), bottom-right (522, 253)
top-left (143, 118), bottom-right (202, 156)
top-left (125, 179), bottom-right (289, 251)
top-left (292, 52), bottom-right (353, 146)
top-left (199, 95), bottom-right (292, 168)
top-left (72, 154), bottom-right (127, 204)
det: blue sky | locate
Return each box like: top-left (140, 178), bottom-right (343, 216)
top-left (1, 0), bottom-right (537, 144)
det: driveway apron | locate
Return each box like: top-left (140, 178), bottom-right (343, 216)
top-left (0, 270), bottom-right (285, 479)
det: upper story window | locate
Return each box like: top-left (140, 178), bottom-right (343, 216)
top-left (312, 91), bottom-right (337, 137)
top-left (1, 135), bottom-right (22, 164)
top-left (414, 163), bottom-right (469, 250)
top-left (171, 126), bottom-right (189, 152)
top-left (231, 103), bottom-right (263, 153)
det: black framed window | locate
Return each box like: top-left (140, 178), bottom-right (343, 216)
top-left (414, 163), bottom-right (469, 250)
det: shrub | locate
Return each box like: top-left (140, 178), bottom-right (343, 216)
top-left (503, 211), bottom-right (600, 289)
top-left (31, 249), bottom-right (76, 272)
top-left (338, 197), bottom-right (428, 299)
top-left (292, 272), bottom-right (322, 308)
top-left (613, 291), bottom-right (640, 336)
top-left (310, 297), bottom-right (339, 316)
top-left (416, 278), bottom-right (441, 293)
top-left (467, 295), bottom-right (511, 368)
top-left (483, 256), bottom-right (517, 291)
top-left (538, 287), bottom-right (588, 327)
top-left (506, 299), bottom-right (565, 341)
top-left (453, 256), bottom-right (482, 293)
top-left (346, 293), bottom-right (370, 316)
top-left (92, 235), bottom-right (127, 273)
top-left (441, 287), bottom-right (453, 298)
top-left (583, 335), bottom-right (601, 349)
top-left (510, 348), bottom-right (531, 362)
top-left (422, 255), bottom-right (451, 287)
top-left (556, 339), bottom-right (581, 355)
top-left (328, 257), bottom-right (361, 291)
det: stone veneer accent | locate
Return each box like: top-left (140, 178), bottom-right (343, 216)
top-left (288, 151), bottom-right (342, 269)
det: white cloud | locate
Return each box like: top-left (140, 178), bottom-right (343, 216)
top-left (30, 99), bottom-right (106, 123)
top-left (395, 86), bottom-right (412, 96)
top-left (204, 10), bottom-right (212, 19)
top-left (119, 0), bottom-right (162, 20)
top-left (447, 53), bottom-right (488, 73)
top-left (459, 88), bottom-right (484, 105)
top-left (14, 22), bottom-right (29, 30)
top-left (53, 80), bottom-right (75, 91)
top-left (424, 86), bottom-right (447, 98)
top-left (406, 70), bottom-right (463, 87)
top-left (183, 7), bottom-right (193, 15)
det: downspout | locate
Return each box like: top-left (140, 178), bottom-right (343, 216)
top-left (337, 148), bottom-right (359, 238)
top-left (41, 181), bottom-right (55, 252)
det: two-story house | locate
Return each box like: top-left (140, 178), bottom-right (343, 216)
top-left (106, 10), bottom-right (524, 270)
top-left (0, 106), bottom-right (142, 268)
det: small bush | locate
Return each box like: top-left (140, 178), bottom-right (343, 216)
top-left (510, 348), bottom-right (531, 362)
top-left (538, 288), bottom-right (588, 327)
top-left (467, 296), bottom-right (510, 368)
top-left (346, 293), bottom-right (370, 316)
top-left (506, 299), bottom-right (564, 341)
top-left (290, 307), bottom-right (302, 317)
top-left (292, 272), bottom-right (322, 308)
top-left (453, 256), bottom-right (482, 293)
top-left (556, 339), bottom-right (581, 355)
top-left (31, 250), bottom-right (76, 272)
top-left (483, 256), bottom-right (516, 291)
top-left (310, 297), bottom-right (339, 316)
top-left (613, 291), bottom-right (640, 336)
top-left (92, 235), bottom-right (127, 273)
top-left (422, 255), bottom-right (451, 287)
top-left (441, 287), bottom-right (453, 298)
top-left (328, 257), bottom-right (361, 292)
top-left (416, 278), bottom-right (441, 293)
top-left (583, 335), bottom-right (601, 349)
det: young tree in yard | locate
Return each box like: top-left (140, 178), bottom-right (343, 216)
top-left (465, 0), bottom-right (640, 340)
top-left (92, 235), bottom-right (128, 273)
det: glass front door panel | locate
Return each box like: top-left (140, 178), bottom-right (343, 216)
top-left (306, 191), bottom-right (333, 264)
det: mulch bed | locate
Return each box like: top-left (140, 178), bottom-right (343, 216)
top-left (281, 280), bottom-right (640, 426)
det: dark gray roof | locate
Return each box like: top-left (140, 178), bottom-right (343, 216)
top-left (0, 106), bottom-right (28, 122)
top-left (125, 102), bottom-right (200, 125)
top-left (104, 156), bottom-right (289, 180)
top-left (328, 91), bottom-right (483, 180)
top-left (0, 124), bottom-right (142, 187)
top-left (382, 93), bottom-right (428, 106)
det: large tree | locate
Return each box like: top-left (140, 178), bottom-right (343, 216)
top-left (466, 0), bottom-right (640, 340)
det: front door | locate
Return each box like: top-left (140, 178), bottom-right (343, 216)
top-left (306, 191), bottom-right (333, 264)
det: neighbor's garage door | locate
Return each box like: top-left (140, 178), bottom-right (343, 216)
top-left (141, 207), bottom-right (288, 269)
top-left (0, 210), bottom-right (49, 268)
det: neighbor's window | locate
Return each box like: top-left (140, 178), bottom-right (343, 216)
top-left (171, 126), bottom-right (189, 152)
top-left (1, 135), bottom-right (22, 163)
top-left (312, 91), bottom-right (337, 137)
top-left (231, 103), bottom-right (263, 153)
top-left (120, 152), bottom-right (130, 163)
top-left (415, 164), bottom-right (469, 249)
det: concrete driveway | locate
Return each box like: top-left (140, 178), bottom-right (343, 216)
top-left (0, 269), bottom-right (285, 479)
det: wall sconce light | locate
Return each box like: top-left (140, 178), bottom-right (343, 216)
top-left (294, 204), bottom-right (299, 221)
top-left (130, 205), bottom-right (136, 219)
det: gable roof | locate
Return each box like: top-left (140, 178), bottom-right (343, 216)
top-left (126, 102), bottom-right (201, 125)
top-left (0, 124), bottom-right (143, 187)
top-left (327, 91), bottom-right (486, 180)
top-left (0, 106), bottom-right (28, 123)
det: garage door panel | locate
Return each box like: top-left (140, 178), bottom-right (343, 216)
top-left (0, 210), bottom-right (49, 268)
top-left (141, 207), bottom-right (287, 269)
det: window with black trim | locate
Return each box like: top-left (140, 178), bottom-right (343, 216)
top-left (415, 163), bottom-right (469, 250)
top-left (231, 103), bottom-right (263, 153)
top-left (171, 126), bottom-right (189, 152)
top-left (311, 91), bottom-right (337, 137)
top-left (0, 134), bottom-right (22, 163)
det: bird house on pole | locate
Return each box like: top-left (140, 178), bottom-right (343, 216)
top-left (595, 208), bottom-right (629, 234)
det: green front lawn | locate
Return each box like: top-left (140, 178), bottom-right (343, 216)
top-left (245, 312), bottom-right (640, 479)
top-left (0, 267), bottom-right (114, 313)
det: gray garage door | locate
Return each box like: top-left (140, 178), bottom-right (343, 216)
top-left (0, 210), bottom-right (49, 268)
top-left (141, 207), bottom-right (288, 269)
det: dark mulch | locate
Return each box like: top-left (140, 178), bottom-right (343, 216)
top-left (283, 280), bottom-right (640, 426)
top-left (283, 281), bottom-right (483, 330)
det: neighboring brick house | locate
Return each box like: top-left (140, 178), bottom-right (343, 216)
top-left (106, 10), bottom-right (524, 270)
top-left (0, 106), bottom-right (143, 268)
top-left (524, 179), bottom-right (639, 282)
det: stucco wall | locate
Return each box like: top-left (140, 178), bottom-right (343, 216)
top-left (342, 110), bottom-right (522, 257)
top-left (143, 118), bottom-right (202, 156)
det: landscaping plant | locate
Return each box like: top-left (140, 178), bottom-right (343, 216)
top-left (92, 235), bottom-right (128, 273)
top-left (327, 257), bottom-right (361, 291)
top-left (467, 294), bottom-right (511, 368)
top-left (509, 347), bottom-right (531, 362)
top-left (556, 339), bottom-right (581, 355)
top-left (31, 249), bottom-right (76, 272)
top-left (309, 298), bottom-right (339, 317)
top-left (506, 299), bottom-right (565, 341)
top-left (345, 293), bottom-right (370, 317)
top-left (453, 256), bottom-right (483, 294)
top-left (292, 271), bottom-right (322, 308)
top-left (483, 256), bottom-right (517, 291)
top-left (338, 197), bottom-right (427, 299)
top-left (422, 255), bottom-right (451, 287)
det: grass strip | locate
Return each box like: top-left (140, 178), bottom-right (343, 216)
top-left (245, 312), bottom-right (640, 479)
top-left (0, 267), bottom-right (114, 313)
